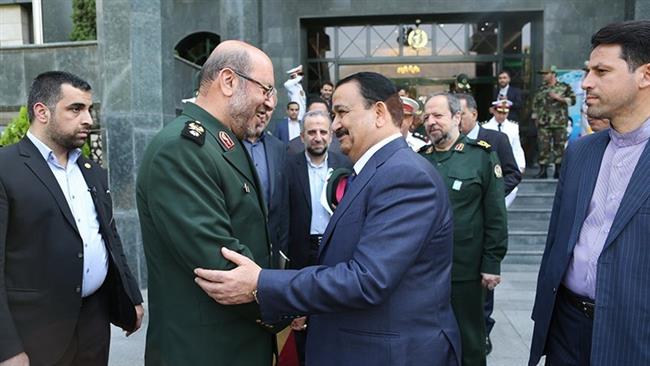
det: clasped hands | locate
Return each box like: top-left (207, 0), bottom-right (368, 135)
top-left (194, 247), bottom-right (262, 305)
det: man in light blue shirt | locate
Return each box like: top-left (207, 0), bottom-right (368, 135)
top-left (0, 71), bottom-right (143, 366)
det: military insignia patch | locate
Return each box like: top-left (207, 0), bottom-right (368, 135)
top-left (494, 164), bottom-right (503, 178)
top-left (243, 182), bottom-right (250, 193)
top-left (218, 131), bottom-right (235, 151)
top-left (454, 143), bottom-right (465, 151)
top-left (181, 120), bottom-right (205, 146)
top-left (477, 140), bottom-right (491, 149)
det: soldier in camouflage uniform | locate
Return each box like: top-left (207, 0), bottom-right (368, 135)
top-left (531, 65), bottom-right (576, 178)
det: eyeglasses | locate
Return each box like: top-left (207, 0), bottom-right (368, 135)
top-left (231, 69), bottom-right (276, 99)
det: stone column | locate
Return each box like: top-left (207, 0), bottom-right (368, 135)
top-left (96, 0), bottom-right (176, 288)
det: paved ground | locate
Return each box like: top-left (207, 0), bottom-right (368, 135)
top-left (109, 262), bottom-right (543, 366)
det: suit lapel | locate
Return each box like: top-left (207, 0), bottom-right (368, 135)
top-left (296, 155), bottom-right (311, 210)
top-left (568, 133), bottom-right (609, 253)
top-left (77, 157), bottom-right (110, 232)
top-left (604, 140), bottom-right (650, 249)
top-left (318, 161), bottom-right (375, 258)
top-left (264, 135), bottom-right (276, 200)
top-left (18, 138), bottom-right (80, 235)
top-left (318, 138), bottom-right (405, 258)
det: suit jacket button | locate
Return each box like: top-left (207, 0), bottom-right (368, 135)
top-left (78, 252), bottom-right (83, 258)
top-left (552, 287), bottom-right (557, 293)
top-left (75, 286), bottom-right (81, 293)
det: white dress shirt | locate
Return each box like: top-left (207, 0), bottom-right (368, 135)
top-left (353, 134), bottom-right (402, 175)
top-left (288, 119), bottom-right (301, 141)
top-left (27, 132), bottom-right (109, 297)
top-left (306, 152), bottom-right (330, 234)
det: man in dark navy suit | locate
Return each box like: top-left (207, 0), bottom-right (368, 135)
top-left (530, 20), bottom-right (650, 366)
top-left (194, 72), bottom-right (461, 366)
top-left (274, 101), bottom-right (301, 144)
top-left (284, 110), bottom-right (350, 365)
top-left (492, 70), bottom-right (524, 123)
top-left (243, 96), bottom-right (289, 269)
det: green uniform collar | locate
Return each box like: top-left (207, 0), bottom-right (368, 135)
top-left (181, 102), bottom-right (241, 152)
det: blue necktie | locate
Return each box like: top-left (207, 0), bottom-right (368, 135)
top-left (346, 172), bottom-right (357, 192)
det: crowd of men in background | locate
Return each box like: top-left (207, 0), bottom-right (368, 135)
top-left (2, 19), bottom-right (649, 366)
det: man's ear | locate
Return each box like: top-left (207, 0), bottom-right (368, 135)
top-left (32, 102), bottom-right (50, 124)
top-left (638, 63), bottom-right (650, 89)
top-left (374, 101), bottom-right (390, 128)
top-left (219, 69), bottom-right (238, 97)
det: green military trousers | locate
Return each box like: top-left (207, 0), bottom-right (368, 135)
top-left (451, 280), bottom-right (487, 366)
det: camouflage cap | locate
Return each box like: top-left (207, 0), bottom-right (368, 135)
top-left (537, 65), bottom-right (558, 74)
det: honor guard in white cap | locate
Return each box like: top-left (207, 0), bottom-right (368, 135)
top-left (284, 64), bottom-right (306, 121)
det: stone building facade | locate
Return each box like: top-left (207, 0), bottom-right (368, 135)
top-left (0, 0), bottom-right (647, 288)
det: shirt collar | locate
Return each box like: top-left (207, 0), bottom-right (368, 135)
top-left (26, 131), bottom-right (82, 167)
top-left (467, 123), bottom-right (480, 139)
top-left (243, 133), bottom-right (266, 146)
top-left (353, 133), bottom-right (401, 175)
top-left (609, 117), bottom-right (650, 147)
top-left (305, 151), bottom-right (328, 169)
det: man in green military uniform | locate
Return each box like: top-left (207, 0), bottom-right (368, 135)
top-left (419, 92), bottom-right (508, 366)
top-left (136, 41), bottom-right (278, 365)
top-left (531, 65), bottom-right (576, 178)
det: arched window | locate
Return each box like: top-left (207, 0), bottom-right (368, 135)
top-left (174, 32), bottom-right (220, 66)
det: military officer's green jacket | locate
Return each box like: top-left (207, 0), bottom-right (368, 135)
top-left (136, 102), bottom-right (274, 365)
top-left (532, 81), bottom-right (576, 128)
top-left (420, 135), bottom-right (508, 282)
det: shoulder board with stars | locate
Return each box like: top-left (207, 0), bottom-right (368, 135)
top-left (412, 131), bottom-right (428, 142)
top-left (476, 140), bottom-right (491, 150)
top-left (180, 121), bottom-right (206, 146)
top-left (418, 144), bottom-right (434, 155)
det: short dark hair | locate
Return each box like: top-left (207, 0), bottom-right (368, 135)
top-left (199, 47), bottom-right (251, 94)
top-left (27, 71), bottom-right (92, 123)
top-left (455, 93), bottom-right (478, 112)
top-left (591, 20), bottom-right (650, 71)
top-left (287, 101), bottom-right (299, 109)
top-left (498, 70), bottom-right (511, 78)
top-left (321, 81), bottom-right (334, 88)
top-left (307, 98), bottom-right (328, 109)
top-left (336, 72), bottom-right (403, 127)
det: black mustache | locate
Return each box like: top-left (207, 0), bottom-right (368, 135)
top-left (335, 128), bottom-right (349, 138)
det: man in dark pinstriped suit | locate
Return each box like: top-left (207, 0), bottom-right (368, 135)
top-left (529, 20), bottom-right (650, 366)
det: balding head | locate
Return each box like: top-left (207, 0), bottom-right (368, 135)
top-left (194, 41), bottom-right (275, 139)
